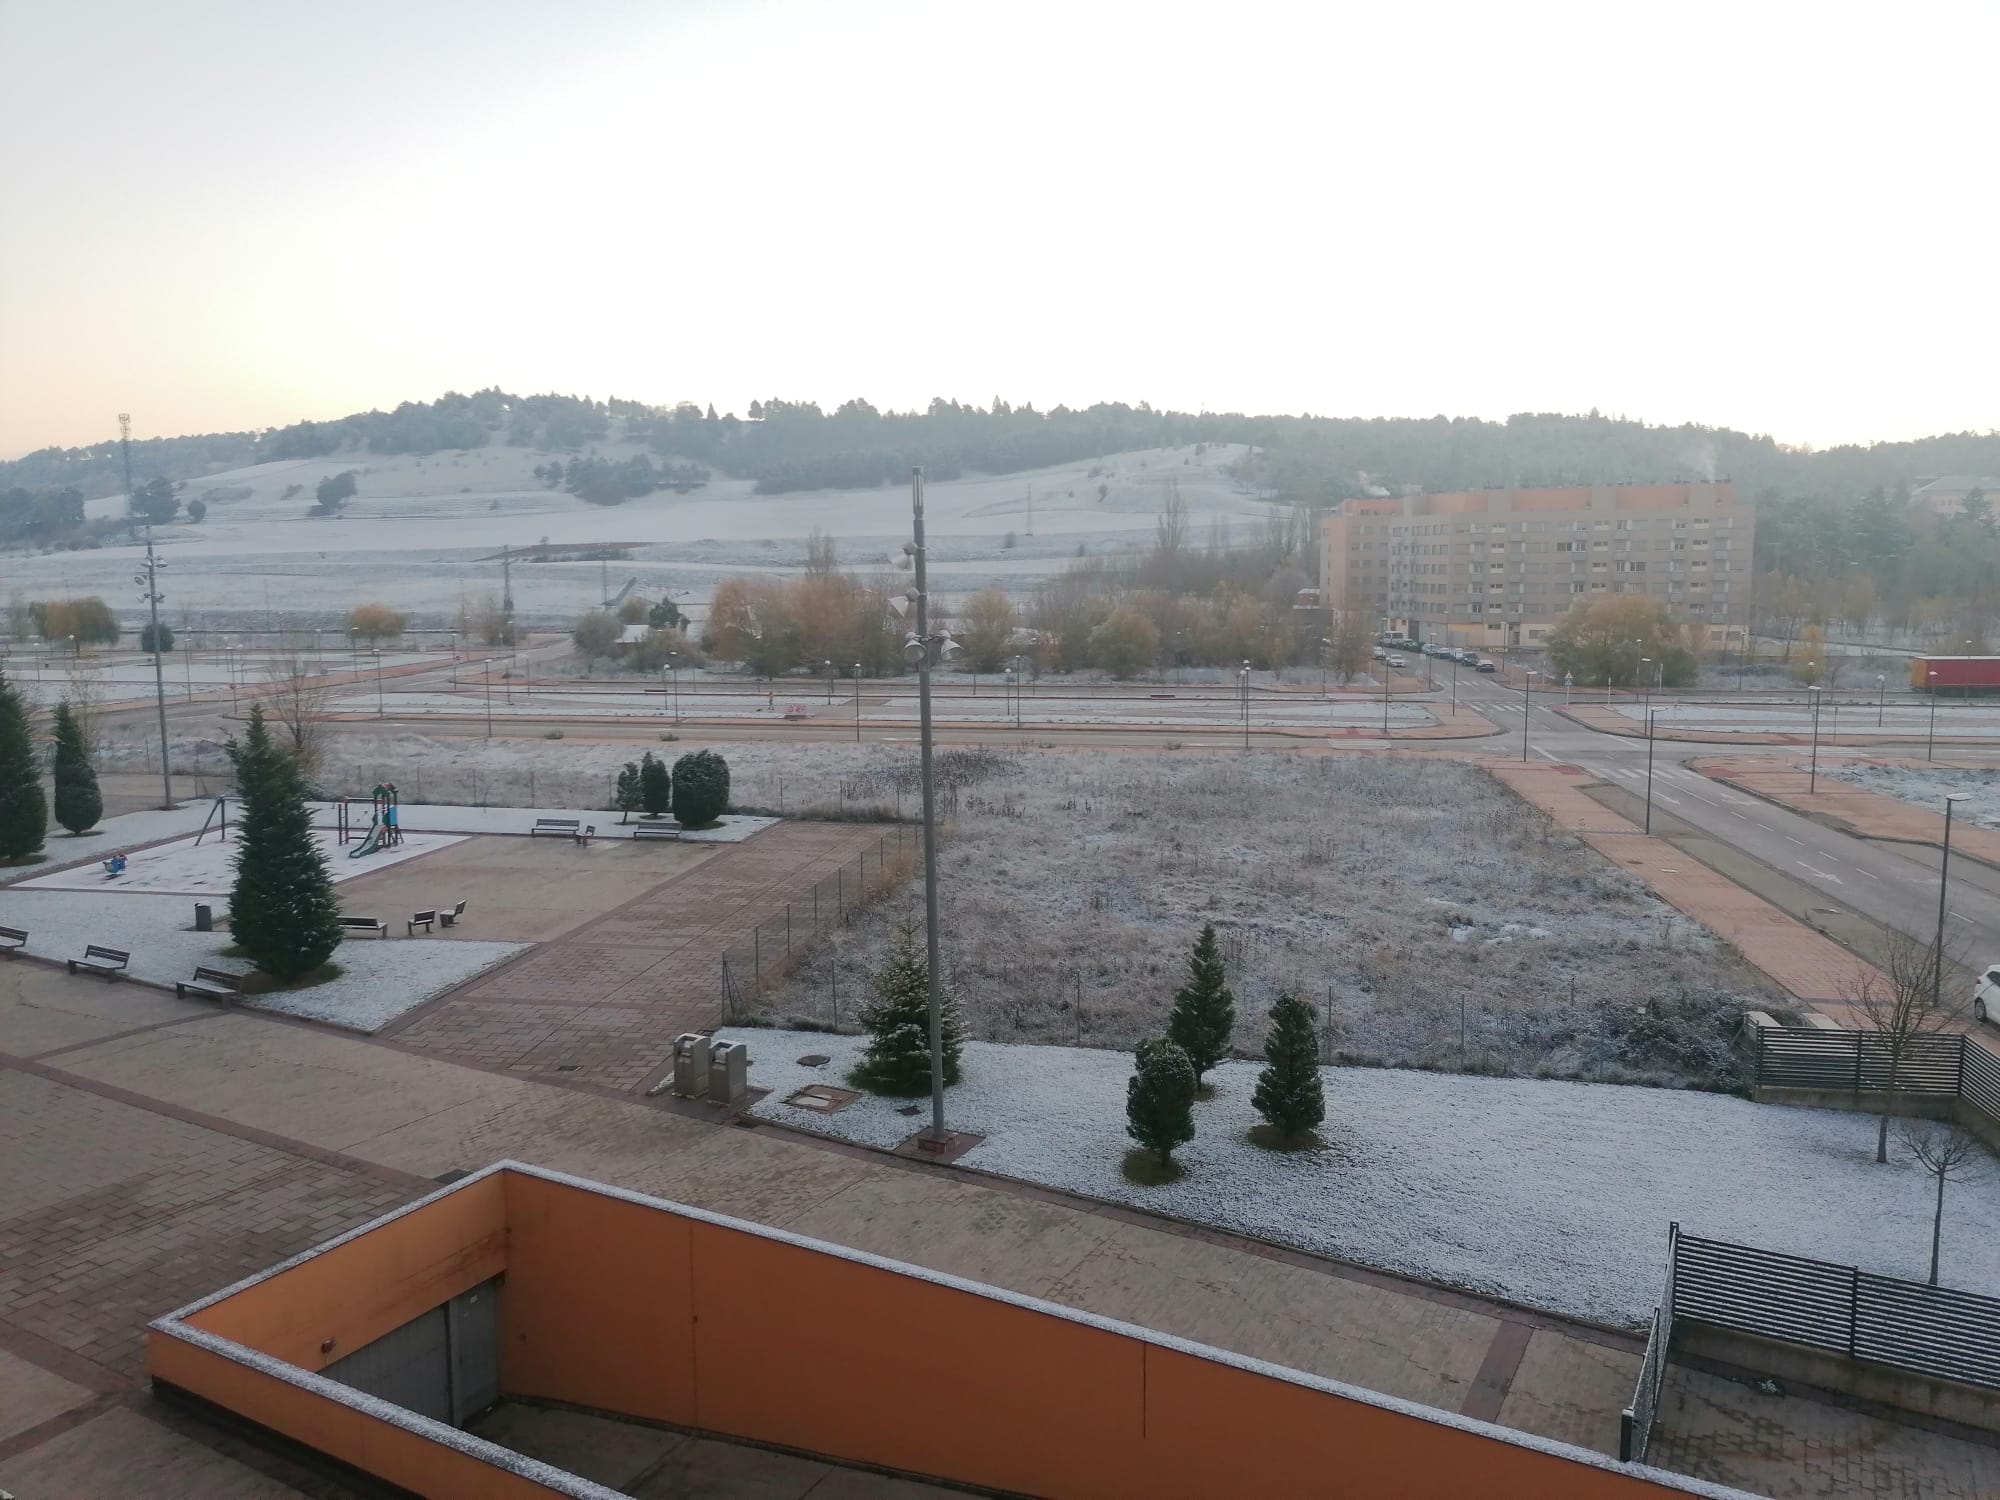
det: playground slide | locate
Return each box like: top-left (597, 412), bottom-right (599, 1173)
top-left (349, 820), bottom-right (384, 858)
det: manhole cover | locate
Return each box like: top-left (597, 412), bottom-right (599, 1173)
top-left (556, 1064), bottom-right (579, 1073)
top-left (785, 1084), bottom-right (858, 1114)
top-left (798, 1054), bottom-right (832, 1068)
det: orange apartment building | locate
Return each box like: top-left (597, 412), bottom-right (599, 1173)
top-left (1319, 483), bottom-right (1753, 654)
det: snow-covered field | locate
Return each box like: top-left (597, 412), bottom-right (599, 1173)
top-left (6, 441), bottom-right (1266, 629)
top-left (0, 889), bottom-right (525, 1030)
top-left (1830, 764), bottom-right (2000, 831)
top-left (16, 828), bottom-right (460, 895)
top-left (2, 649), bottom-right (433, 706)
top-left (724, 1028), bottom-right (2000, 1328)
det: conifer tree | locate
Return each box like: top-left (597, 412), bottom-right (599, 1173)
top-left (1253, 994), bottom-right (1326, 1142)
top-left (671, 748), bottom-right (729, 826)
top-left (639, 751), bottom-right (671, 816)
top-left (228, 705), bottom-right (343, 980)
top-left (50, 701), bottom-right (101, 835)
top-left (0, 670), bottom-right (45, 860)
top-left (615, 762), bottom-right (643, 823)
top-left (1166, 923), bottom-right (1235, 1083)
top-left (854, 915), bottom-right (964, 1095)
top-left (1126, 1038), bottom-right (1197, 1168)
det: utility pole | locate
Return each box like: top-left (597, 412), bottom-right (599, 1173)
top-left (501, 545), bottom-right (515, 636)
top-left (135, 531), bottom-right (175, 808)
top-left (118, 413), bottom-right (136, 540)
top-left (905, 468), bottom-right (950, 1146)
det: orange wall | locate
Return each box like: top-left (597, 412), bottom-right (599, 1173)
top-left (186, 1171), bottom-right (506, 1374)
top-left (496, 1173), bottom-right (1701, 1500)
top-left (147, 1330), bottom-right (576, 1500)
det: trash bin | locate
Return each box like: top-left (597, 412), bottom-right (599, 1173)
top-left (708, 1039), bottom-right (748, 1105)
top-left (671, 1033), bottom-right (711, 1098)
top-left (194, 903), bottom-right (213, 933)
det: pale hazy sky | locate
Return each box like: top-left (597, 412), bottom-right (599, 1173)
top-left (3, 0), bottom-right (1995, 457)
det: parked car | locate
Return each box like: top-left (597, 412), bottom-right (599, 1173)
top-left (1475, 658), bottom-right (1498, 673)
top-left (1975, 965), bottom-right (2000, 1023)
top-left (1371, 647), bottom-right (1387, 661)
top-left (1386, 654), bottom-right (1407, 669)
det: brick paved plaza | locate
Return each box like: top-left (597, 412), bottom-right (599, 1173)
top-left (2, 818), bottom-right (1997, 1497)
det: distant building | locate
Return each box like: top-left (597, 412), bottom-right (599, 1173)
top-left (1910, 476), bottom-right (2000, 518)
top-left (1319, 482), bottom-right (1753, 652)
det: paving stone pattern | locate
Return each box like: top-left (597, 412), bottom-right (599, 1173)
top-left (391, 821), bottom-right (895, 1088)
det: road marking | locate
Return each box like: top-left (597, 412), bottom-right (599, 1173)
top-left (1858, 869), bottom-right (1882, 880)
top-left (1657, 794), bottom-right (1681, 806)
top-left (1755, 822), bottom-right (1775, 832)
top-left (1535, 748), bottom-right (1560, 761)
top-left (1785, 835), bottom-right (1806, 846)
top-left (1796, 862), bottom-right (1842, 884)
top-left (1952, 912), bottom-right (1976, 925)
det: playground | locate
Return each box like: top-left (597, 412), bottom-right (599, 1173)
top-left (14, 827), bottom-right (461, 896)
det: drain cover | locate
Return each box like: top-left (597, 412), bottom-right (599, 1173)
top-left (798, 1054), bottom-right (832, 1068)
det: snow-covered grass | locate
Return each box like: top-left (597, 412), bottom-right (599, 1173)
top-left (1829, 763), bottom-right (2000, 831)
top-left (0, 889), bottom-right (525, 1030)
top-left (16, 829), bottom-right (461, 894)
top-left (0, 801), bottom-right (216, 885)
top-left (723, 1027), bottom-right (2000, 1329)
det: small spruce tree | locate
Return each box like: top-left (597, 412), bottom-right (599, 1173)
top-left (1126, 1038), bottom-right (1198, 1168)
top-left (1252, 993), bottom-right (1326, 1142)
top-left (50, 701), bottom-right (102, 835)
top-left (1165, 924), bottom-right (1235, 1084)
top-left (853, 915), bottom-right (964, 1095)
top-left (228, 705), bottom-right (344, 981)
top-left (671, 748), bottom-right (729, 826)
top-left (0, 670), bottom-right (46, 860)
top-left (638, 755), bottom-right (672, 817)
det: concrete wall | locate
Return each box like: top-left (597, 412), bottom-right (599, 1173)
top-left (1676, 1324), bottom-right (2000, 1435)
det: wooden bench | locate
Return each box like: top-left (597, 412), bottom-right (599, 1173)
top-left (631, 823), bottom-right (682, 842)
top-left (340, 915), bottom-right (388, 938)
top-left (407, 908), bottom-right (438, 935)
top-left (439, 899), bottom-right (468, 928)
top-left (177, 966), bottom-right (246, 1002)
top-left (530, 818), bottom-right (581, 839)
top-left (67, 944), bottom-right (129, 979)
top-left (0, 925), bottom-right (25, 955)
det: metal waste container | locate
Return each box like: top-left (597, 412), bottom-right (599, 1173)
top-left (671, 1033), bottom-right (711, 1098)
top-left (708, 1040), bottom-right (747, 1105)
top-left (194, 903), bottom-right (213, 933)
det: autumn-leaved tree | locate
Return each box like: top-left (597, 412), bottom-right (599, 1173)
top-left (1544, 597), bottom-right (1697, 688)
top-left (572, 610), bottom-right (620, 665)
top-left (1089, 607), bottom-right (1161, 679)
top-left (956, 588), bottom-right (1017, 673)
top-left (345, 603), bottom-right (408, 642)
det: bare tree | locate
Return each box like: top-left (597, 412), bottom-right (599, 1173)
top-left (1899, 1123), bottom-right (1985, 1285)
top-left (263, 646), bottom-right (333, 775)
top-left (61, 656), bottom-right (106, 757)
top-left (1842, 930), bottom-right (1964, 1163)
top-left (1328, 607), bottom-right (1374, 684)
top-left (1154, 480), bottom-right (1189, 558)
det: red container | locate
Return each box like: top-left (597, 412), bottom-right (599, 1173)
top-left (1910, 656), bottom-right (2000, 692)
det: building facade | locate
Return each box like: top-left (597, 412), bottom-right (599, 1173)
top-left (1319, 482), bottom-right (1753, 652)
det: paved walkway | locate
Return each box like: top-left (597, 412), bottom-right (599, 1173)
top-left (385, 821), bottom-right (899, 1090)
top-left (1490, 761), bottom-right (1886, 1001)
top-left (4, 960), bottom-right (1998, 1496)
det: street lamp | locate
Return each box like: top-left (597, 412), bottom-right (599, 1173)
top-left (227, 645), bottom-right (239, 713)
top-left (668, 650), bottom-right (681, 723)
top-left (1877, 673), bottom-right (1887, 729)
top-left (1381, 656), bottom-right (1391, 737)
top-left (1450, 649), bottom-right (1460, 717)
top-left (1239, 661), bottom-right (1251, 750)
top-left (372, 647), bottom-right (385, 718)
top-left (853, 661), bottom-right (862, 742)
top-left (823, 659), bottom-right (834, 705)
top-left (1640, 658), bottom-right (1653, 717)
top-left (1935, 794), bottom-right (1968, 1011)
top-left (483, 658), bottom-right (493, 737)
top-left (1520, 669), bottom-right (1537, 762)
top-left (134, 533), bottom-right (174, 808)
top-left (1319, 637), bottom-right (1330, 696)
top-left (1928, 669), bottom-right (1941, 761)
top-left (1807, 684), bottom-right (1822, 792)
top-left (1645, 708), bottom-right (1659, 834)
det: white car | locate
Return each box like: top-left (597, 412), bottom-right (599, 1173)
top-left (1975, 965), bottom-right (2000, 1023)
top-left (1386, 654), bottom-right (1406, 669)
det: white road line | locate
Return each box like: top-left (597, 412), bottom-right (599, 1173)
top-left (1952, 912), bottom-right (1976, 925)
top-left (1796, 863), bottom-right (1842, 884)
top-left (1535, 748), bottom-right (1560, 761)
top-left (1786, 835), bottom-right (1806, 846)
top-left (1755, 822), bottom-right (1775, 832)
top-left (1859, 869), bottom-right (1882, 880)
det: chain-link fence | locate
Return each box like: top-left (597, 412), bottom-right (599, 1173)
top-left (720, 823), bottom-right (917, 1020)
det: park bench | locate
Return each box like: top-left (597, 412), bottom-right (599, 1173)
top-left (631, 824), bottom-right (682, 842)
top-left (177, 966), bottom-right (246, 1002)
top-left (340, 915), bottom-right (388, 938)
top-left (67, 944), bottom-right (129, 979)
top-left (530, 818), bottom-right (581, 839)
top-left (439, 900), bottom-right (468, 928)
top-left (408, 908), bottom-right (438, 935)
top-left (0, 925), bottom-right (26, 955)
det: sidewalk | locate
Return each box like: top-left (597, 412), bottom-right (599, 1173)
top-left (1489, 761), bottom-right (1884, 1002)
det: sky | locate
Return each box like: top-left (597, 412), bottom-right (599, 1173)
top-left (2, 0), bottom-right (1996, 457)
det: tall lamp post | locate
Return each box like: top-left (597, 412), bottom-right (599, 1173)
top-left (1520, 669), bottom-right (1537, 762)
top-left (901, 467), bottom-right (959, 1147)
top-left (1935, 794), bottom-right (1968, 1010)
top-left (1239, 661), bottom-right (1251, 750)
top-left (1319, 637), bottom-right (1330, 696)
top-left (823, 659), bottom-right (834, 705)
top-left (1877, 673), bottom-right (1887, 729)
top-left (483, 659), bottom-right (493, 738)
top-left (1927, 669), bottom-right (1941, 761)
top-left (134, 531), bottom-right (175, 808)
top-left (1807, 684), bottom-right (1823, 792)
top-left (1644, 708), bottom-right (1659, 834)
top-left (852, 662), bottom-right (862, 743)
top-left (1640, 658), bottom-right (1653, 717)
top-left (372, 648), bottom-right (386, 718)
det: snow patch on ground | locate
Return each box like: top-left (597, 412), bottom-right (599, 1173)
top-left (308, 802), bottom-right (774, 843)
top-left (17, 829), bottom-right (462, 894)
top-left (1829, 763), bottom-right (2000, 830)
top-left (723, 1028), bottom-right (2000, 1328)
top-left (0, 889), bottom-right (525, 1030)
